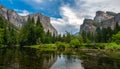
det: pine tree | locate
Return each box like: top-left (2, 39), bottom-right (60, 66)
top-left (35, 16), bottom-right (45, 43)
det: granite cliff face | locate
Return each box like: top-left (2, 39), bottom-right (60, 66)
top-left (94, 11), bottom-right (115, 22)
top-left (80, 19), bottom-right (100, 33)
top-left (80, 11), bottom-right (120, 33)
top-left (0, 5), bottom-right (57, 35)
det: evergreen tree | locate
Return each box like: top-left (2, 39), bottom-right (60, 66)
top-left (44, 30), bottom-right (52, 43)
top-left (66, 32), bottom-right (71, 43)
top-left (52, 33), bottom-right (56, 43)
top-left (35, 16), bottom-right (45, 43)
top-left (19, 17), bottom-right (36, 46)
top-left (0, 28), bottom-right (4, 44)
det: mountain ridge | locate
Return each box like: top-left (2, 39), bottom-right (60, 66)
top-left (0, 4), bottom-right (57, 35)
top-left (80, 11), bottom-right (120, 34)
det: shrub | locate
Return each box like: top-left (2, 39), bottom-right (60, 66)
top-left (94, 43), bottom-right (106, 49)
top-left (70, 39), bottom-right (80, 48)
top-left (105, 43), bottom-right (120, 50)
top-left (112, 31), bottom-right (120, 44)
top-left (55, 41), bottom-right (68, 49)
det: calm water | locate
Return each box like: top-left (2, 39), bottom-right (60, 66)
top-left (0, 47), bottom-right (120, 69)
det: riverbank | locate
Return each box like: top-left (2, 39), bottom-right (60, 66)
top-left (24, 42), bottom-right (120, 51)
top-left (1, 42), bottom-right (120, 51)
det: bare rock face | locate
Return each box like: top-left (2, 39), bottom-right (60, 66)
top-left (101, 18), bottom-right (115, 30)
top-left (0, 5), bottom-right (57, 35)
top-left (0, 5), bottom-right (25, 28)
top-left (94, 11), bottom-right (114, 22)
top-left (114, 13), bottom-right (120, 24)
top-left (80, 19), bottom-right (99, 33)
top-left (80, 11), bottom-right (120, 33)
top-left (28, 13), bottom-right (57, 35)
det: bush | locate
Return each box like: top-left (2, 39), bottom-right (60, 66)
top-left (55, 41), bottom-right (68, 49)
top-left (105, 43), bottom-right (120, 50)
top-left (94, 43), bottom-right (106, 49)
top-left (70, 39), bottom-right (80, 48)
top-left (112, 32), bottom-right (120, 44)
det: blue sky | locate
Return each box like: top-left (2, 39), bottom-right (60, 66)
top-left (0, 0), bottom-right (120, 34)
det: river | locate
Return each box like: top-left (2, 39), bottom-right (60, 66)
top-left (0, 47), bottom-right (120, 69)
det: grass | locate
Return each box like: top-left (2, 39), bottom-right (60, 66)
top-left (24, 42), bottom-right (120, 51)
top-left (105, 43), bottom-right (120, 50)
top-left (25, 44), bottom-right (57, 51)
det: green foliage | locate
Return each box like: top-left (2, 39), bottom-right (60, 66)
top-left (44, 30), bottom-right (52, 43)
top-left (36, 38), bottom-right (41, 45)
top-left (86, 39), bottom-right (91, 45)
top-left (105, 43), bottom-right (120, 50)
top-left (0, 17), bottom-right (18, 46)
top-left (19, 17), bottom-right (45, 46)
top-left (65, 32), bottom-right (71, 43)
top-left (19, 20), bottom-right (34, 46)
top-left (70, 39), bottom-right (80, 48)
top-left (35, 16), bottom-right (45, 43)
top-left (55, 41), bottom-right (68, 49)
top-left (0, 28), bottom-right (3, 44)
top-left (112, 31), bottom-right (120, 44)
top-left (77, 35), bottom-right (83, 44)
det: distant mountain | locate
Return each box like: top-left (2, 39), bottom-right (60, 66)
top-left (74, 32), bottom-right (80, 36)
top-left (80, 11), bottom-right (120, 33)
top-left (0, 4), bottom-right (57, 35)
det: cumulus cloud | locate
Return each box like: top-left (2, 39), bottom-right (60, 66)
top-left (14, 9), bottom-right (30, 16)
top-left (22, 0), bottom-right (120, 34)
top-left (51, 5), bottom-right (83, 34)
top-left (24, 0), bottom-right (43, 3)
top-left (51, 0), bottom-right (120, 34)
top-left (34, 0), bottom-right (43, 3)
top-left (75, 0), bottom-right (120, 19)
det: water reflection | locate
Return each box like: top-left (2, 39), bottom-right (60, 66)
top-left (0, 47), bottom-right (120, 69)
top-left (0, 47), bottom-right (57, 69)
top-left (50, 54), bottom-right (84, 69)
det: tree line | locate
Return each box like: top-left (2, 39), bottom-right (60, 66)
top-left (81, 22), bottom-right (120, 44)
top-left (0, 16), bottom-right (120, 47)
top-left (0, 16), bottom-right (58, 46)
top-left (0, 16), bottom-right (75, 47)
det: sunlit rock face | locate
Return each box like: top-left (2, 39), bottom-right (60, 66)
top-left (80, 19), bottom-right (99, 34)
top-left (0, 5), bottom-right (57, 35)
top-left (80, 11), bottom-right (120, 33)
top-left (94, 11), bottom-right (115, 22)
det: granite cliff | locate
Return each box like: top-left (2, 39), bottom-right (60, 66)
top-left (80, 11), bottom-right (120, 33)
top-left (0, 5), bottom-right (57, 35)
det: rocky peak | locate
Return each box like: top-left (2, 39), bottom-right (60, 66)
top-left (106, 11), bottom-right (117, 16)
top-left (0, 4), bottom-right (5, 8)
top-left (80, 19), bottom-right (99, 33)
top-left (94, 11), bottom-right (114, 22)
top-left (83, 19), bottom-right (96, 25)
top-left (114, 13), bottom-right (120, 22)
top-left (95, 11), bottom-right (105, 16)
top-left (0, 4), bottom-right (57, 35)
top-left (80, 11), bottom-right (120, 34)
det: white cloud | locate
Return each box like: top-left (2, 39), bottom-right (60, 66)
top-left (24, 0), bottom-right (43, 4)
top-left (34, 0), bottom-right (43, 3)
top-left (51, 0), bottom-right (120, 34)
top-left (75, 0), bottom-right (120, 19)
top-left (14, 9), bottom-right (30, 16)
top-left (51, 5), bottom-right (83, 34)
top-left (22, 0), bottom-right (120, 34)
